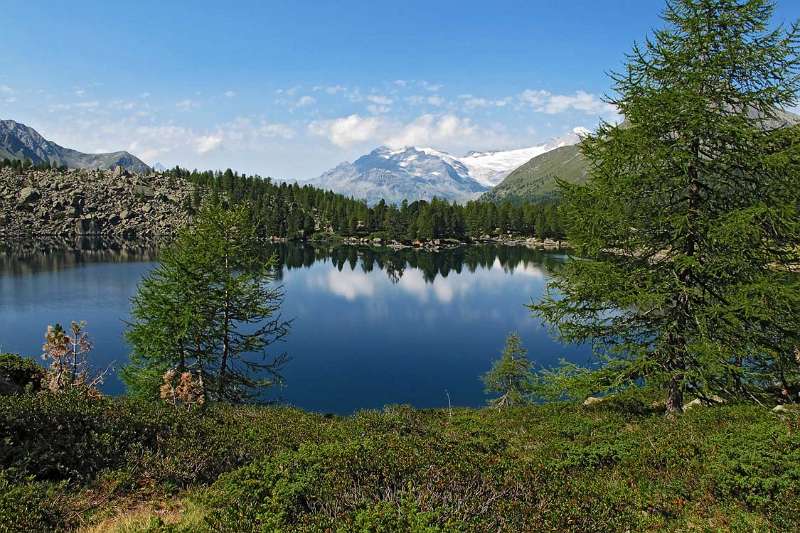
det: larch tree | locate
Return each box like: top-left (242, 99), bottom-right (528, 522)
top-left (531, 0), bottom-right (800, 413)
top-left (483, 332), bottom-right (533, 408)
top-left (124, 201), bottom-right (291, 403)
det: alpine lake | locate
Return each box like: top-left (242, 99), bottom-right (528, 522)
top-left (0, 238), bottom-right (590, 414)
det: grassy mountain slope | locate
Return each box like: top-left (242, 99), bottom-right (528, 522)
top-left (481, 144), bottom-right (588, 204)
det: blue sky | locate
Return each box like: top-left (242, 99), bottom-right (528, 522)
top-left (2, 0), bottom-right (799, 179)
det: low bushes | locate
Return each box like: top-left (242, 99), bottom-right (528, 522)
top-left (0, 392), bottom-right (797, 531)
top-left (0, 354), bottom-right (45, 394)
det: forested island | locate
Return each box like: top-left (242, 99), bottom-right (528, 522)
top-left (2, 0), bottom-right (800, 531)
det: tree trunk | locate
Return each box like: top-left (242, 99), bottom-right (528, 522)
top-left (666, 373), bottom-right (684, 414)
top-left (218, 252), bottom-right (230, 397)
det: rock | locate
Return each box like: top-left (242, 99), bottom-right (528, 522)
top-left (17, 187), bottom-right (40, 205)
top-left (772, 404), bottom-right (789, 414)
top-left (133, 185), bottom-right (155, 198)
top-left (111, 166), bottom-right (128, 178)
top-left (583, 396), bottom-right (605, 407)
top-left (120, 209), bottom-right (133, 220)
top-left (683, 398), bottom-right (703, 411)
top-left (683, 395), bottom-right (725, 411)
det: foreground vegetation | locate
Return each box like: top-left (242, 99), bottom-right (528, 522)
top-left (1, 378), bottom-right (798, 532)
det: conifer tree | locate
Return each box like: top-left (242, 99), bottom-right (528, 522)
top-left (483, 333), bottom-right (533, 408)
top-left (124, 201), bottom-right (291, 402)
top-left (532, 0), bottom-right (800, 412)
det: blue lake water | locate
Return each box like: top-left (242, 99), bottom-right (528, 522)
top-left (0, 241), bottom-right (589, 413)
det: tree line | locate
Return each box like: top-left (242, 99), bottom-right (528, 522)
top-left (166, 167), bottom-right (565, 241)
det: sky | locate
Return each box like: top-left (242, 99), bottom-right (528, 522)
top-left (2, 0), bottom-right (799, 180)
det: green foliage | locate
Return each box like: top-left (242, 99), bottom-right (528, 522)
top-left (0, 471), bottom-right (70, 533)
top-left (165, 166), bottom-right (565, 241)
top-left (531, 0), bottom-right (800, 412)
top-left (482, 332), bottom-right (534, 407)
top-left (0, 354), bottom-right (44, 394)
top-left (124, 201), bottom-right (290, 402)
top-left (0, 391), bottom-right (798, 531)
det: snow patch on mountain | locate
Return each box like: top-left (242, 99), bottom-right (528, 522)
top-left (309, 127), bottom-right (588, 204)
top-left (459, 127), bottom-right (589, 187)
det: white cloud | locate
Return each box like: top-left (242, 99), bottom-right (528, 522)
top-left (384, 114), bottom-right (475, 148)
top-left (366, 95), bottom-right (393, 106)
top-left (195, 134), bottom-right (223, 154)
top-left (176, 99), bottom-right (199, 110)
top-left (224, 90), bottom-right (236, 98)
top-left (426, 95), bottom-right (445, 106)
top-left (295, 95), bottom-right (316, 107)
top-left (0, 85), bottom-right (13, 95)
top-left (420, 81), bottom-right (443, 92)
top-left (308, 111), bottom-right (516, 153)
top-left (519, 89), bottom-right (616, 116)
top-left (460, 95), bottom-right (511, 110)
top-left (308, 114), bottom-right (384, 148)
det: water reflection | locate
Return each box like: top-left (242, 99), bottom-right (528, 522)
top-left (0, 240), bottom-right (584, 413)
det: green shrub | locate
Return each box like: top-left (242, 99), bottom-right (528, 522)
top-left (0, 471), bottom-right (70, 533)
top-left (0, 354), bottom-right (45, 394)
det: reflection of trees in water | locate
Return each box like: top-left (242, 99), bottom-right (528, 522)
top-left (267, 243), bottom-right (568, 284)
top-left (1, 239), bottom-right (567, 283)
top-left (0, 237), bottom-right (161, 277)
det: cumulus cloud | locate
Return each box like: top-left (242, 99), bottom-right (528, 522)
top-left (384, 114), bottom-right (475, 148)
top-left (308, 111), bottom-right (514, 153)
top-left (308, 114), bottom-right (384, 148)
top-left (519, 89), bottom-right (616, 116)
top-left (195, 134), bottom-right (223, 154)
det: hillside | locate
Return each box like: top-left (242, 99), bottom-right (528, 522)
top-left (0, 119), bottom-right (150, 174)
top-left (482, 144), bottom-right (589, 203)
top-left (1, 381), bottom-right (797, 531)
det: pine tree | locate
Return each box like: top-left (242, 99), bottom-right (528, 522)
top-left (483, 332), bottom-right (533, 408)
top-left (532, 0), bottom-right (800, 413)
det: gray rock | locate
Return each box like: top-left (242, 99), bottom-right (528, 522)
top-left (18, 187), bottom-right (40, 205)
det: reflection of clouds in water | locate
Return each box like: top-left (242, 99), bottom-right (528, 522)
top-left (309, 259), bottom-right (546, 306)
top-left (308, 268), bottom-right (378, 301)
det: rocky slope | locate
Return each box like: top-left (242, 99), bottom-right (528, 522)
top-left (0, 166), bottom-right (192, 238)
top-left (0, 119), bottom-right (151, 174)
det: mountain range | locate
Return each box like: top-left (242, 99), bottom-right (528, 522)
top-left (307, 128), bottom-right (589, 204)
top-left (0, 119), bottom-right (150, 173)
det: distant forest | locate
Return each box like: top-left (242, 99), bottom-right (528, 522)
top-left (170, 167), bottom-right (564, 241)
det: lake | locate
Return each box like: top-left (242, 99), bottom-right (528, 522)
top-left (0, 239), bottom-right (590, 413)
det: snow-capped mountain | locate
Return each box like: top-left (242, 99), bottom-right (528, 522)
top-left (459, 127), bottom-right (590, 187)
top-left (309, 146), bottom-right (489, 205)
top-left (308, 128), bottom-right (589, 204)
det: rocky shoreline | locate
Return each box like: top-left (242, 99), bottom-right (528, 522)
top-left (334, 235), bottom-right (568, 252)
top-left (0, 167), bottom-right (192, 239)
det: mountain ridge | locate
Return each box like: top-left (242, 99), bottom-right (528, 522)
top-left (308, 128), bottom-right (588, 204)
top-left (0, 119), bottom-right (150, 174)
